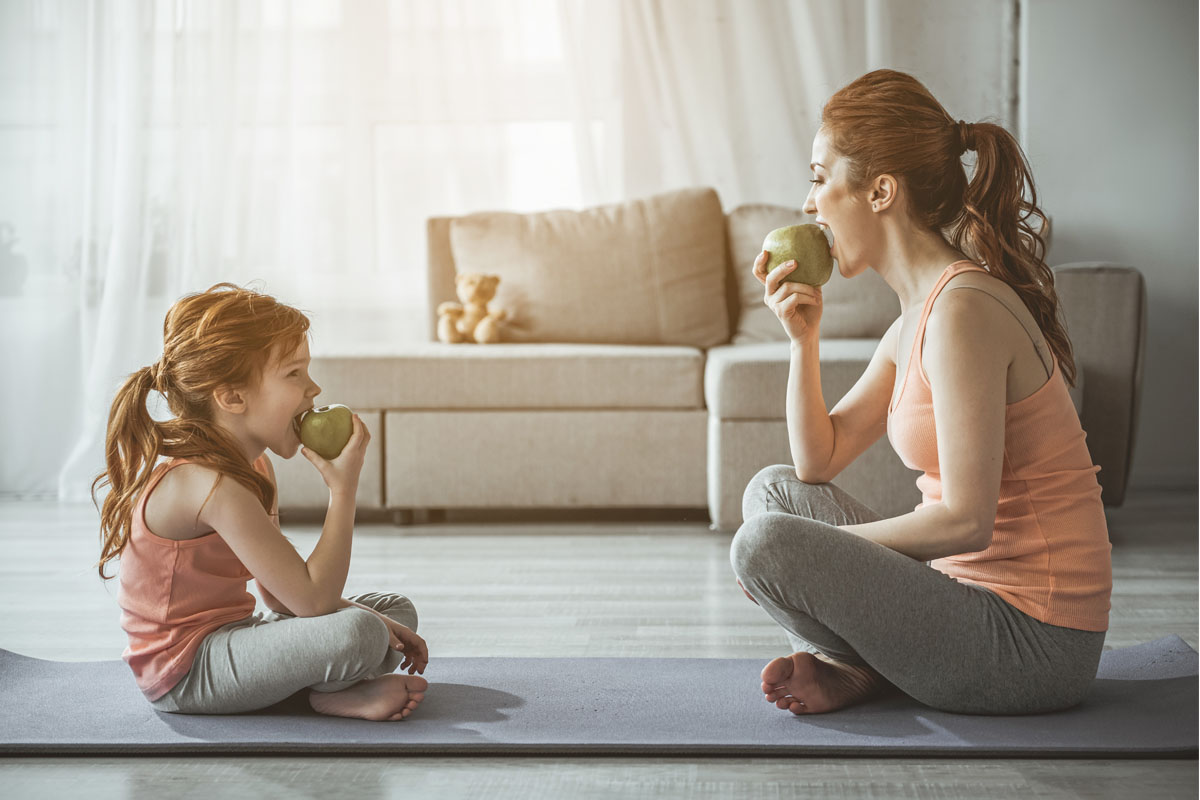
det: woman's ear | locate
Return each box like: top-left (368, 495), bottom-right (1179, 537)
top-left (869, 174), bottom-right (898, 212)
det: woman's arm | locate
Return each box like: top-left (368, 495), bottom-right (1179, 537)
top-left (841, 289), bottom-right (1008, 561)
top-left (789, 319), bottom-right (898, 483)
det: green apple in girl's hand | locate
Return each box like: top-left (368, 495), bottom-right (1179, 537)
top-left (762, 224), bottom-right (834, 285)
top-left (299, 404), bottom-right (354, 460)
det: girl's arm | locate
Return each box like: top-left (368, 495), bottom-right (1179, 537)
top-left (195, 415), bottom-right (371, 617)
top-left (256, 457), bottom-right (294, 615)
top-left (841, 289), bottom-right (1008, 561)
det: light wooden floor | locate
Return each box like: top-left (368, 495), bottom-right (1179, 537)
top-left (1, 490), bottom-right (1196, 799)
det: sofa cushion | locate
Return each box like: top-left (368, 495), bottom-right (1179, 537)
top-left (706, 340), bottom-right (879, 419)
top-left (310, 343), bottom-right (705, 410)
top-left (725, 204), bottom-right (898, 342)
top-left (706, 340), bottom-right (1085, 421)
top-left (448, 187), bottom-right (730, 347)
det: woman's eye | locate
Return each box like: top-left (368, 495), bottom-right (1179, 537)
top-left (809, 178), bottom-right (822, 185)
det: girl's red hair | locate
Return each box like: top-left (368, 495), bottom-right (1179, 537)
top-left (821, 69), bottom-right (1075, 386)
top-left (93, 283), bottom-right (310, 579)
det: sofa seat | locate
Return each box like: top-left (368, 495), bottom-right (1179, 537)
top-left (310, 343), bottom-right (705, 410)
top-left (706, 340), bottom-right (880, 418)
top-left (350, 343), bottom-right (709, 512)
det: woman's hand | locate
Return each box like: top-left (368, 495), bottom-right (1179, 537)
top-left (753, 251), bottom-right (824, 344)
top-left (383, 618), bottom-right (429, 675)
top-left (301, 413), bottom-right (370, 497)
top-left (737, 578), bottom-right (759, 606)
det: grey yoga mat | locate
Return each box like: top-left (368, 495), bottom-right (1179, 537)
top-left (1, 636), bottom-right (1195, 757)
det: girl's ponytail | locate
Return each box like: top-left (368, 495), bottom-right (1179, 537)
top-left (93, 365), bottom-right (163, 579)
top-left (948, 122), bottom-right (1076, 386)
top-left (91, 282), bottom-right (311, 581)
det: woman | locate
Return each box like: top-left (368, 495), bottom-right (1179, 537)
top-left (730, 69), bottom-right (1112, 716)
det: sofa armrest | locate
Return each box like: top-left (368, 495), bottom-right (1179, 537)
top-left (427, 216), bottom-right (458, 342)
top-left (1052, 263), bottom-right (1146, 506)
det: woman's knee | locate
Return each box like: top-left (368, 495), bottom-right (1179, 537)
top-left (730, 511), bottom-right (812, 581)
top-left (742, 464), bottom-right (799, 517)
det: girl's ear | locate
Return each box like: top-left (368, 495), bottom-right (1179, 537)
top-left (212, 385), bottom-right (248, 415)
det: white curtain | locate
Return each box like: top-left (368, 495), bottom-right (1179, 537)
top-left (0, 0), bottom-right (1015, 500)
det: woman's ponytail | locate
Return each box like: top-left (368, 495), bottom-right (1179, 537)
top-left (821, 70), bottom-right (1077, 387)
top-left (93, 365), bottom-right (164, 579)
top-left (949, 122), bottom-right (1076, 386)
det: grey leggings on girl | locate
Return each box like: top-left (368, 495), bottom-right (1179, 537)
top-left (151, 591), bottom-right (417, 714)
top-left (730, 465), bottom-right (1106, 714)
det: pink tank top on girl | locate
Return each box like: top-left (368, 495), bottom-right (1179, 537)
top-left (117, 457), bottom-right (271, 699)
top-left (887, 262), bottom-right (1112, 632)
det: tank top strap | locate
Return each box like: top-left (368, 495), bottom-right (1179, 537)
top-left (912, 261), bottom-right (989, 351)
top-left (135, 457), bottom-right (192, 516)
top-left (892, 261), bottom-right (987, 414)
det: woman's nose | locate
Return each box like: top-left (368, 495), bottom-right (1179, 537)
top-left (802, 191), bottom-right (817, 216)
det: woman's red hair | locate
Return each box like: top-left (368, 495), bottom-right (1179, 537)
top-left (92, 283), bottom-right (310, 579)
top-left (821, 69), bottom-right (1075, 386)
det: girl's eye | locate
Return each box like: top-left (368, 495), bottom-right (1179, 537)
top-left (289, 370), bottom-right (300, 377)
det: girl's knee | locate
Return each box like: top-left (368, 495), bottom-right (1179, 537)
top-left (384, 594), bottom-right (419, 632)
top-left (338, 607), bottom-right (391, 661)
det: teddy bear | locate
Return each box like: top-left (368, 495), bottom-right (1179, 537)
top-left (436, 272), bottom-right (508, 344)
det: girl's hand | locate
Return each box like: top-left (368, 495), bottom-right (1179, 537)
top-left (753, 251), bottom-right (824, 344)
top-left (384, 619), bottom-right (429, 675)
top-left (301, 413), bottom-right (370, 496)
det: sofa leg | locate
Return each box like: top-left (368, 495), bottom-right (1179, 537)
top-left (392, 509), bottom-right (415, 526)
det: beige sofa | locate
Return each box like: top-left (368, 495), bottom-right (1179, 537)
top-left (272, 188), bottom-right (1145, 531)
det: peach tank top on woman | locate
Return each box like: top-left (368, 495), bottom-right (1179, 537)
top-left (887, 262), bottom-right (1112, 632)
top-left (117, 456), bottom-right (271, 700)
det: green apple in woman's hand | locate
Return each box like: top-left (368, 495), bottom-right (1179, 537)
top-left (762, 224), bottom-right (834, 285)
top-left (298, 404), bottom-right (354, 460)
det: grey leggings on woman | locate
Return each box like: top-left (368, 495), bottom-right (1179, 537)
top-left (151, 591), bottom-right (417, 714)
top-left (730, 465), bottom-right (1106, 714)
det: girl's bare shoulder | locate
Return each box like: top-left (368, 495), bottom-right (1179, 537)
top-left (143, 462), bottom-right (221, 541)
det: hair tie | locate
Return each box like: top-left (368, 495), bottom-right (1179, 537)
top-left (149, 361), bottom-right (169, 394)
top-left (955, 120), bottom-right (977, 154)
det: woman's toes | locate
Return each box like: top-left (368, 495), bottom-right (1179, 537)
top-left (761, 656), bottom-right (794, 686)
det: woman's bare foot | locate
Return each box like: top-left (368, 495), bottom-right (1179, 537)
top-left (308, 674), bottom-right (428, 721)
top-left (760, 651), bottom-right (884, 714)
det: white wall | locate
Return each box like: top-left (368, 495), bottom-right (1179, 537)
top-left (1020, 0), bottom-right (1198, 490)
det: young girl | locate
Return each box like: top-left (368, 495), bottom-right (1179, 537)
top-left (732, 69), bottom-right (1112, 715)
top-left (93, 282), bottom-right (429, 720)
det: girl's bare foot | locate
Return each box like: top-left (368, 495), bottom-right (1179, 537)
top-left (308, 674), bottom-right (428, 721)
top-left (760, 651), bottom-right (884, 714)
